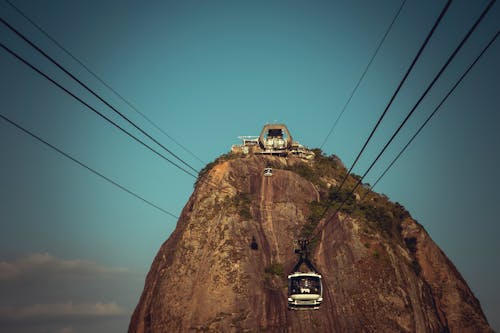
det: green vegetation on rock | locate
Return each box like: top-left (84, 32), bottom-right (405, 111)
top-left (277, 149), bottom-right (411, 241)
top-left (195, 152), bottom-right (242, 188)
top-left (233, 192), bottom-right (252, 220)
top-left (264, 262), bottom-right (284, 276)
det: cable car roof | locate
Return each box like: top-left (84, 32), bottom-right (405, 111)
top-left (288, 272), bottom-right (322, 278)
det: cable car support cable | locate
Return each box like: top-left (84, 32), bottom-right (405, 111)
top-left (0, 16), bottom-right (200, 175)
top-left (365, 29), bottom-right (499, 197)
top-left (320, 0), bottom-right (408, 149)
top-left (334, 0), bottom-right (452, 194)
top-left (0, 41), bottom-right (232, 195)
top-left (4, 0), bottom-right (206, 166)
top-left (310, 0), bottom-right (497, 242)
top-left (0, 41), bottom-right (199, 180)
top-left (0, 112), bottom-right (179, 219)
top-left (315, 0), bottom-right (453, 225)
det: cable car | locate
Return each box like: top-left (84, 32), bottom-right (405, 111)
top-left (288, 272), bottom-right (323, 309)
top-left (288, 240), bottom-right (323, 310)
top-left (264, 167), bottom-right (273, 176)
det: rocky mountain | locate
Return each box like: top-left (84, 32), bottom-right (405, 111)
top-left (129, 152), bottom-right (492, 332)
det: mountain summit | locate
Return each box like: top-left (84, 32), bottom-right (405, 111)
top-left (129, 135), bottom-right (491, 332)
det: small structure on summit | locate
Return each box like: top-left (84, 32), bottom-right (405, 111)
top-left (232, 124), bottom-right (314, 159)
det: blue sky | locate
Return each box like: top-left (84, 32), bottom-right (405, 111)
top-left (0, 0), bottom-right (499, 332)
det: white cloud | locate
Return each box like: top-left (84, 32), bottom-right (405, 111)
top-left (0, 253), bottom-right (128, 281)
top-left (0, 302), bottom-right (128, 320)
top-left (58, 326), bottom-right (75, 333)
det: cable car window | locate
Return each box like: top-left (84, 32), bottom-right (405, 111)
top-left (289, 276), bottom-right (321, 294)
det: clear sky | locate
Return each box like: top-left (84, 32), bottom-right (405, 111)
top-left (0, 1), bottom-right (498, 332)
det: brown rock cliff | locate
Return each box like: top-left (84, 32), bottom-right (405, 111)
top-left (129, 154), bottom-right (492, 332)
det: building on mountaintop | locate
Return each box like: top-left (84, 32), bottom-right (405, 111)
top-left (232, 123), bottom-right (314, 159)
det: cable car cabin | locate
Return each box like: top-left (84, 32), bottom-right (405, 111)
top-left (264, 167), bottom-right (273, 176)
top-left (288, 240), bottom-right (322, 310)
top-left (288, 272), bottom-right (323, 310)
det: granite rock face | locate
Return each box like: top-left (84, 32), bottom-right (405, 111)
top-left (129, 155), bottom-right (491, 332)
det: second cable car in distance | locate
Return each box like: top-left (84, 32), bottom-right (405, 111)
top-left (287, 240), bottom-right (323, 310)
